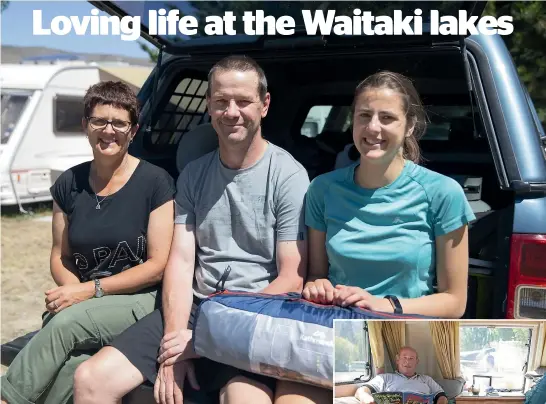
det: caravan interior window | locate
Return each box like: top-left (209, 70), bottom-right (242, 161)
top-left (334, 320), bottom-right (372, 384)
top-left (459, 324), bottom-right (532, 392)
top-left (54, 96), bottom-right (85, 134)
top-left (1, 91), bottom-right (32, 144)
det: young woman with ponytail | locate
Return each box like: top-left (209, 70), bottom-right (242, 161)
top-left (302, 71), bottom-right (475, 319)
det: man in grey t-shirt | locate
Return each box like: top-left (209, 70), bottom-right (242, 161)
top-left (75, 55), bottom-right (314, 404)
top-left (355, 347), bottom-right (448, 404)
top-left (176, 140), bottom-right (309, 300)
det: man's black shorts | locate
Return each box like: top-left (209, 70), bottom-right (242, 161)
top-left (110, 307), bottom-right (277, 400)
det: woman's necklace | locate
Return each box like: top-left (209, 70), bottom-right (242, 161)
top-left (91, 158), bottom-right (129, 210)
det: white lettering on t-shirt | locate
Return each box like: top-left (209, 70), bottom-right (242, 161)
top-left (74, 253), bottom-right (88, 270)
top-left (93, 247), bottom-right (111, 266)
top-left (74, 235), bottom-right (147, 279)
top-left (108, 237), bottom-right (145, 268)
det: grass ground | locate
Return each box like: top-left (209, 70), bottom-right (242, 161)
top-left (1, 205), bottom-right (55, 374)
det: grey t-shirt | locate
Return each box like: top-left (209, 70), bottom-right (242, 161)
top-left (364, 372), bottom-right (444, 396)
top-left (175, 142), bottom-right (310, 299)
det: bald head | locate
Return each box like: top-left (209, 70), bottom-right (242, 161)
top-left (396, 346), bottom-right (419, 377)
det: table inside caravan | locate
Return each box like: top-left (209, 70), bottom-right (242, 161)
top-left (455, 393), bottom-right (525, 404)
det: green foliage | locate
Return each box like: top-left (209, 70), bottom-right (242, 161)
top-left (1, 1), bottom-right (9, 13)
top-left (335, 321), bottom-right (369, 362)
top-left (139, 41), bottom-right (159, 63)
top-left (460, 326), bottom-right (530, 352)
top-left (335, 321), bottom-right (370, 373)
top-left (335, 336), bottom-right (356, 372)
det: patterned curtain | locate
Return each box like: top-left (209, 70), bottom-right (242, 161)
top-left (382, 321), bottom-right (406, 369)
top-left (430, 321), bottom-right (460, 379)
top-left (368, 321), bottom-right (385, 373)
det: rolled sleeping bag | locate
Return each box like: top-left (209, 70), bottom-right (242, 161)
top-left (192, 291), bottom-right (432, 389)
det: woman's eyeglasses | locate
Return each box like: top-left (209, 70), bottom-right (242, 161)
top-left (87, 116), bottom-right (133, 133)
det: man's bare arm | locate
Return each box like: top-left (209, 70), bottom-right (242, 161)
top-left (155, 226), bottom-right (200, 404)
top-left (334, 384), bottom-right (366, 398)
top-left (436, 396), bottom-right (448, 404)
top-left (261, 168), bottom-right (309, 295)
top-left (162, 224), bottom-right (196, 334)
top-left (261, 239), bottom-right (307, 294)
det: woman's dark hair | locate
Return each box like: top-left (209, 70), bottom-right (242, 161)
top-left (83, 81), bottom-right (140, 124)
top-left (352, 71), bottom-right (426, 163)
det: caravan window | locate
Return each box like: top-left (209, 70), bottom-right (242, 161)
top-left (54, 96), bottom-right (85, 134)
top-left (1, 91), bottom-right (32, 144)
top-left (459, 324), bottom-right (533, 391)
top-left (334, 320), bottom-right (372, 384)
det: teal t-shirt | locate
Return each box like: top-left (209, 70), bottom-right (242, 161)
top-left (305, 160), bottom-right (476, 298)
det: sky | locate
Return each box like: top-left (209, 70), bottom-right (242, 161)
top-left (1, 0), bottom-right (151, 59)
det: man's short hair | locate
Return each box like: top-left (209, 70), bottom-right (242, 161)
top-left (207, 55), bottom-right (268, 102)
top-left (398, 346), bottom-right (419, 358)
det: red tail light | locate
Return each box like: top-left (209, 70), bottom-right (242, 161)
top-left (506, 234), bottom-right (546, 318)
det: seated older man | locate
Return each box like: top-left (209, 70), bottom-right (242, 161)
top-left (337, 346), bottom-right (448, 404)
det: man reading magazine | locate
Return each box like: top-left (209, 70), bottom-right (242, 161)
top-left (354, 347), bottom-right (448, 404)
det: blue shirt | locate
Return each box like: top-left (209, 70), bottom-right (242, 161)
top-left (305, 160), bottom-right (475, 298)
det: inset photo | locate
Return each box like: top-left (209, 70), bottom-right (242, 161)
top-left (333, 320), bottom-right (546, 404)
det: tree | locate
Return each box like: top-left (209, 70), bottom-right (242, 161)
top-left (335, 336), bottom-right (356, 372)
top-left (139, 41), bottom-right (159, 63)
top-left (461, 327), bottom-right (491, 351)
top-left (460, 326), bottom-right (530, 352)
top-left (1, 1), bottom-right (10, 13)
top-left (335, 320), bottom-right (370, 372)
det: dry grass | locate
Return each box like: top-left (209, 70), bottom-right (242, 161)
top-left (1, 208), bottom-right (56, 374)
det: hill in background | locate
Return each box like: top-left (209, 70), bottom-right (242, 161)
top-left (1, 45), bottom-right (153, 66)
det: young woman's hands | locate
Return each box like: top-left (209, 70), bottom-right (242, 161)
top-left (333, 285), bottom-right (394, 313)
top-left (302, 278), bottom-right (336, 304)
top-left (302, 280), bottom-right (394, 313)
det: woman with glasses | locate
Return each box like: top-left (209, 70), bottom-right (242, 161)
top-left (1, 81), bottom-right (175, 404)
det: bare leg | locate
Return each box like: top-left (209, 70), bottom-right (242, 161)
top-left (219, 376), bottom-right (274, 404)
top-left (73, 347), bottom-right (146, 404)
top-left (273, 380), bottom-right (331, 404)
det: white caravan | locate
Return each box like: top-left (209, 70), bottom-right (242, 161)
top-left (0, 61), bottom-right (152, 211)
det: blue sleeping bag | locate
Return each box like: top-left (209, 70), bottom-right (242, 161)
top-left (192, 291), bottom-right (430, 389)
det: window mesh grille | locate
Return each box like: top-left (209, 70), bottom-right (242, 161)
top-left (149, 78), bottom-right (210, 147)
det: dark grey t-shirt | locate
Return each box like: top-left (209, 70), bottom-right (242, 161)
top-left (175, 142), bottom-right (310, 299)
